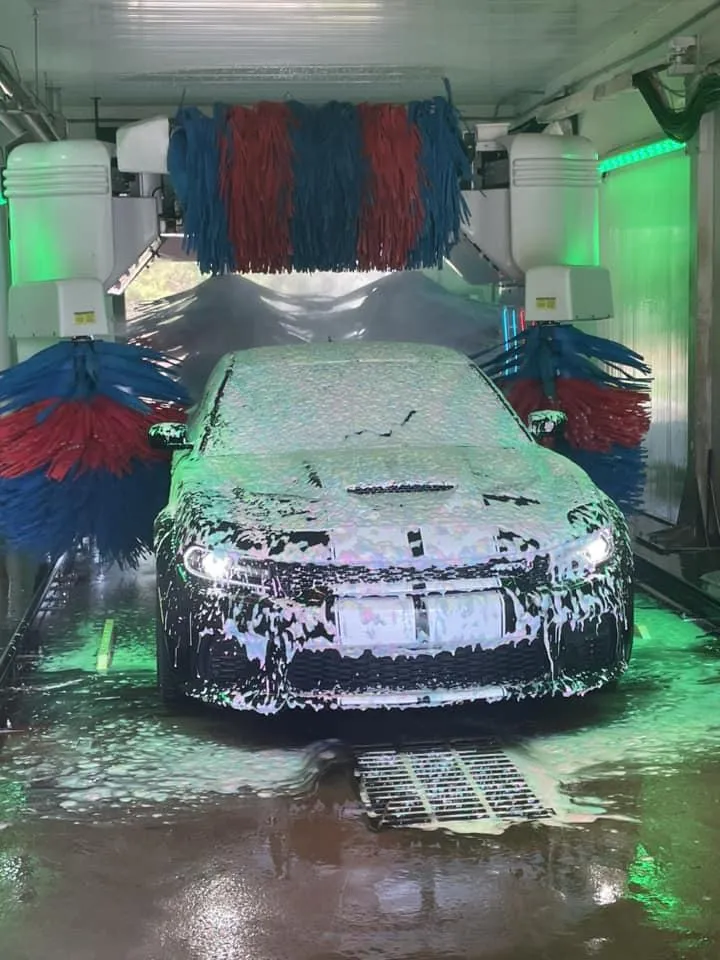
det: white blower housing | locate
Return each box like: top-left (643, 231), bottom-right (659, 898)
top-left (461, 130), bottom-right (613, 325)
top-left (2, 139), bottom-right (161, 360)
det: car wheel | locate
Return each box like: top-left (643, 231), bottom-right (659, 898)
top-left (156, 596), bottom-right (183, 703)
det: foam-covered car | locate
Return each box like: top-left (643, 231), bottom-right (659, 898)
top-left (150, 341), bottom-right (633, 712)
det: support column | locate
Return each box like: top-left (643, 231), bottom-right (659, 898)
top-left (111, 291), bottom-right (126, 342)
top-left (677, 110), bottom-right (720, 542)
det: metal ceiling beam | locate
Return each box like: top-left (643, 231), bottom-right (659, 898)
top-left (515, 0), bottom-right (720, 126)
top-left (0, 54), bottom-right (62, 142)
top-left (0, 112), bottom-right (26, 141)
top-left (531, 73), bottom-right (636, 125)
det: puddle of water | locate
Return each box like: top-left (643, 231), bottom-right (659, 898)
top-left (1, 592), bottom-right (346, 822)
top-left (508, 596), bottom-right (720, 795)
top-left (0, 734), bottom-right (344, 823)
top-left (3, 580), bottom-right (720, 829)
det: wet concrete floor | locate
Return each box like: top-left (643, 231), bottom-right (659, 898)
top-left (1, 557), bottom-right (720, 959)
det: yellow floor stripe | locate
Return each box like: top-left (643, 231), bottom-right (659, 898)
top-left (96, 619), bottom-right (115, 673)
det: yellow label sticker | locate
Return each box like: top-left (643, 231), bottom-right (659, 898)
top-left (73, 310), bottom-right (96, 325)
top-left (535, 297), bottom-right (557, 310)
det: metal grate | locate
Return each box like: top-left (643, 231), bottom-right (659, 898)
top-left (0, 554), bottom-right (71, 689)
top-left (355, 741), bottom-right (554, 829)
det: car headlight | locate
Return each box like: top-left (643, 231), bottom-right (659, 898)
top-left (552, 527), bottom-right (615, 581)
top-left (183, 545), bottom-right (270, 593)
top-left (580, 528), bottom-right (614, 567)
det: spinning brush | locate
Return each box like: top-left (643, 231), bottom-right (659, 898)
top-left (476, 324), bottom-right (652, 513)
top-left (0, 338), bottom-right (190, 566)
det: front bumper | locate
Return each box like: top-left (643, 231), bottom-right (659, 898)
top-left (194, 608), bottom-right (630, 711)
top-left (159, 562), bottom-right (633, 713)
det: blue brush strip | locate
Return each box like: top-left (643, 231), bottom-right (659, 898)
top-left (475, 325), bottom-right (652, 394)
top-left (0, 340), bottom-right (190, 415)
top-left (555, 441), bottom-right (647, 514)
top-left (406, 94), bottom-right (470, 269)
top-left (0, 460), bottom-right (172, 567)
top-left (288, 101), bottom-right (364, 272)
top-left (168, 106), bottom-right (234, 275)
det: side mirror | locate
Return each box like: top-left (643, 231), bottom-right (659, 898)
top-left (148, 422), bottom-right (192, 451)
top-left (528, 410), bottom-right (567, 440)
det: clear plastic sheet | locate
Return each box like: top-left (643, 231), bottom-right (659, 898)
top-left (127, 270), bottom-right (504, 400)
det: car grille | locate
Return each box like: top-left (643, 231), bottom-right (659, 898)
top-left (286, 614), bottom-right (626, 695)
top-left (204, 639), bottom-right (258, 686)
top-left (272, 554), bottom-right (551, 601)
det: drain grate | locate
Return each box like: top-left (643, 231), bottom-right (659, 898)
top-left (355, 741), bottom-right (554, 829)
top-left (0, 554), bottom-right (71, 689)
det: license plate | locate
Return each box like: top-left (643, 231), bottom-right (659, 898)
top-left (336, 596), bottom-right (416, 649)
top-left (425, 592), bottom-right (506, 649)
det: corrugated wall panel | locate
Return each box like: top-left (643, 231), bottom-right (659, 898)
top-left (598, 152), bottom-right (691, 522)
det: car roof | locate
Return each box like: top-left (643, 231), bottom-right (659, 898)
top-left (221, 341), bottom-right (471, 370)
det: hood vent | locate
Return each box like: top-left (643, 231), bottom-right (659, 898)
top-left (347, 482), bottom-right (455, 495)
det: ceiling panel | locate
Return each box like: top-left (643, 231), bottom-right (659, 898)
top-left (0, 0), bottom-right (712, 111)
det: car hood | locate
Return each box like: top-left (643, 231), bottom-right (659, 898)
top-left (171, 444), bottom-right (610, 566)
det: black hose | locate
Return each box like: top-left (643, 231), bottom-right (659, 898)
top-left (634, 69), bottom-right (720, 142)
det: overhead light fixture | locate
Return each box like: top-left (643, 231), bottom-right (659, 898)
top-left (127, 1), bottom-right (380, 10)
top-left (598, 138), bottom-right (685, 174)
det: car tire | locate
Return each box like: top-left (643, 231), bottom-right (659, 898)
top-left (156, 596), bottom-right (183, 703)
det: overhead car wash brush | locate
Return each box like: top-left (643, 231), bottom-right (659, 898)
top-left (167, 86), bottom-right (470, 274)
top-left (0, 337), bottom-right (190, 566)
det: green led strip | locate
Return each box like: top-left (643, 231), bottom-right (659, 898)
top-left (598, 138), bottom-right (685, 173)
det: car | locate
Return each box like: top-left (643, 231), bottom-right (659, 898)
top-left (149, 341), bottom-right (633, 713)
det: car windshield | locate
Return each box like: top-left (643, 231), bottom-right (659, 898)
top-left (201, 356), bottom-right (529, 455)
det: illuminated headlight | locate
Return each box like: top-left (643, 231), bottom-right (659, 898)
top-left (580, 528), bottom-right (615, 567)
top-left (552, 527), bottom-right (615, 581)
top-left (183, 545), bottom-right (270, 593)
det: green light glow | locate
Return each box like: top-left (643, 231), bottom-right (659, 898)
top-left (596, 139), bottom-right (690, 518)
top-left (627, 843), bottom-right (685, 927)
top-left (598, 139), bottom-right (686, 174)
top-left (0, 780), bottom-right (26, 818)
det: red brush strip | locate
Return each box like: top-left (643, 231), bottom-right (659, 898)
top-left (357, 104), bottom-right (423, 271)
top-left (507, 378), bottom-right (651, 451)
top-left (220, 103), bottom-right (294, 273)
top-left (0, 398), bottom-right (186, 481)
